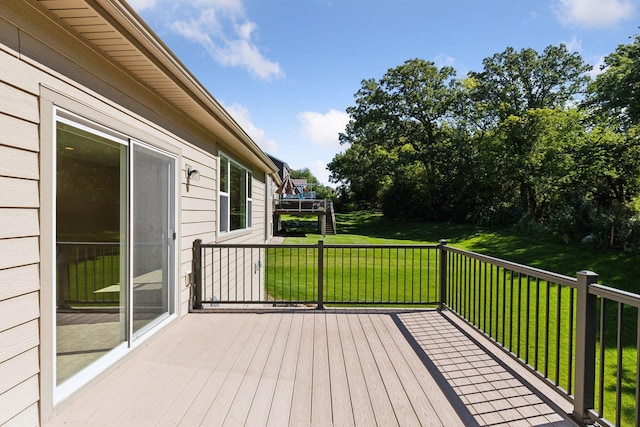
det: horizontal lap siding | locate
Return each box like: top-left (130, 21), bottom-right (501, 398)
top-left (0, 77), bottom-right (41, 426)
top-left (180, 148), bottom-right (217, 314)
top-left (206, 177), bottom-right (268, 303)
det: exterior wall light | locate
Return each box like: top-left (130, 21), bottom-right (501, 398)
top-left (186, 165), bottom-right (200, 192)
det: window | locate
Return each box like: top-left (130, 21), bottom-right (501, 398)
top-left (219, 154), bottom-right (252, 233)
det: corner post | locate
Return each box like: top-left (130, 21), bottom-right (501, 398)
top-left (573, 270), bottom-right (599, 423)
top-left (439, 239), bottom-right (448, 310)
top-left (317, 239), bottom-right (324, 310)
top-left (192, 239), bottom-right (203, 310)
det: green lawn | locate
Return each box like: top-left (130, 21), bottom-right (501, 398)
top-left (281, 211), bottom-right (640, 425)
top-left (285, 211), bottom-right (640, 292)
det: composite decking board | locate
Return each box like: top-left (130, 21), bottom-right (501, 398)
top-left (325, 312), bottom-right (355, 426)
top-left (59, 321), bottom-right (194, 425)
top-left (335, 312), bottom-right (377, 426)
top-left (79, 314), bottom-right (230, 424)
top-left (175, 314), bottom-right (264, 425)
top-left (288, 311), bottom-right (315, 426)
top-left (346, 311), bottom-right (398, 426)
top-left (243, 313), bottom-right (293, 426)
top-left (109, 316), bottom-right (232, 425)
top-left (50, 310), bottom-right (577, 426)
top-left (358, 312), bottom-right (421, 426)
top-left (195, 313), bottom-right (273, 426)
top-left (149, 314), bottom-right (248, 426)
top-left (221, 312), bottom-right (284, 426)
top-left (266, 311), bottom-right (304, 426)
top-left (311, 312), bottom-right (332, 426)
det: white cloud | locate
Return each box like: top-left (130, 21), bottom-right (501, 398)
top-left (562, 36), bottom-right (582, 53)
top-left (192, 0), bottom-right (244, 15)
top-left (133, 0), bottom-right (283, 81)
top-left (127, 0), bottom-right (160, 11)
top-left (556, 0), bottom-right (635, 28)
top-left (298, 109), bottom-right (350, 149)
top-left (588, 56), bottom-right (607, 79)
top-left (311, 160), bottom-right (331, 186)
top-left (224, 103), bottom-right (279, 153)
top-left (434, 54), bottom-right (455, 68)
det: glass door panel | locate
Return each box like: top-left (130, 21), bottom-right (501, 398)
top-left (55, 121), bottom-right (127, 385)
top-left (131, 143), bottom-right (175, 338)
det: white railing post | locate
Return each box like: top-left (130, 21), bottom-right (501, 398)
top-left (574, 270), bottom-right (599, 423)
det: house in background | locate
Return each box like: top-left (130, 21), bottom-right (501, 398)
top-left (266, 153), bottom-right (290, 183)
top-left (0, 0), bottom-right (280, 424)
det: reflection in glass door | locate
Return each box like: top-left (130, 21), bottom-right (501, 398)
top-left (55, 119), bottom-right (127, 385)
top-left (131, 142), bottom-right (175, 338)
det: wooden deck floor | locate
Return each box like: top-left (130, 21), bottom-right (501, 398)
top-left (50, 309), bottom-right (577, 426)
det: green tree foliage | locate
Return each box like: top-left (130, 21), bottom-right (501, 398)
top-left (586, 34), bottom-right (640, 130)
top-left (582, 33), bottom-right (640, 248)
top-left (468, 45), bottom-right (590, 219)
top-left (330, 59), bottom-right (478, 219)
top-left (329, 39), bottom-right (640, 249)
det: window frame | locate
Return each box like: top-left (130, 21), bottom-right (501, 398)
top-left (218, 152), bottom-right (253, 235)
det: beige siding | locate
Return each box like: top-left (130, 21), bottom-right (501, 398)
top-left (0, 55), bottom-right (41, 425)
top-left (0, 113), bottom-right (39, 152)
top-left (0, 237), bottom-right (39, 270)
top-left (179, 149), bottom-right (217, 314)
top-left (0, 209), bottom-right (39, 239)
top-left (0, 146), bottom-right (39, 180)
top-left (3, 403), bottom-right (39, 427)
top-left (0, 348), bottom-right (39, 395)
top-left (251, 176), bottom-right (266, 234)
top-left (0, 265), bottom-right (39, 302)
top-left (203, 175), bottom-right (269, 304)
top-left (0, 320), bottom-right (39, 365)
top-left (0, 81), bottom-right (39, 123)
top-left (0, 177), bottom-right (39, 208)
top-left (0, 376), bottom-right (39, 425)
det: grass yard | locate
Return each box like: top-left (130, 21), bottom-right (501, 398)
top-left (284, 211), bottom-right (640, 292)
top-left (280, 211), bottom-right (640, 425)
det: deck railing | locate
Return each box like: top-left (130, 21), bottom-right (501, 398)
top-left (273, 198), bottom-right (327, 213)
top-left (191, 238), bottom-right (640, 427)
top-left (56, 242), bottom-right (121, 308)
top-left (192, 240), bottom-right (441, 309)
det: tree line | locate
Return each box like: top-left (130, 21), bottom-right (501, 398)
top-left (328, 34), bottom-right (640, 250)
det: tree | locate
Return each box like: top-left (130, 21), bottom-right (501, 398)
top-left (329, 59), bottom-right (467, 218)
top-left (468, 45), bottom-right (590, 219)
top-left (585, 33), bottom-right (640, 130)
top-left (583, 34), bottom-right (640, 247)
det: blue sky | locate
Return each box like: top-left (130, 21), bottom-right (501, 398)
top-left (129, 0), bottom-right (638, 185)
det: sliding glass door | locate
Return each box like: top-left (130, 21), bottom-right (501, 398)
top-left (131, 142), bottom-right (175, 338)
top-left (55, 112), bottom-right (176, 392)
